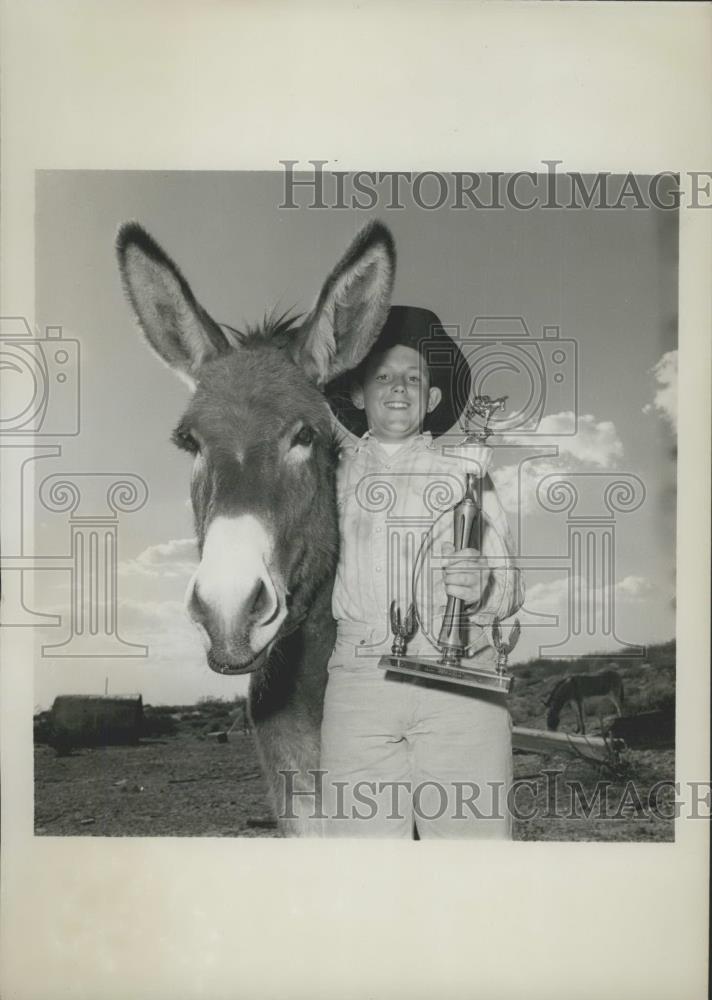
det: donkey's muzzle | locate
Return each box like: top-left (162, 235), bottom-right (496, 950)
top-left (185, 514), bottom-right (287, 670)
top-left (206, 646), bottom-right (268, 676)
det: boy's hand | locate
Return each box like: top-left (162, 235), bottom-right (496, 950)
top-left (441, 542), bottom-right (488, 605)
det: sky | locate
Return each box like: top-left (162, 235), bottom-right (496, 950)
top-left (28, 171), bottom-right (677, 708)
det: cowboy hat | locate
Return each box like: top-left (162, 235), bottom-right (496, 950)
top-left (326, 305), bottom-right (472, 439)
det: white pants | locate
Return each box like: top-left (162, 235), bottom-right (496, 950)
top-left (320, 656), bottom-right (513, 839)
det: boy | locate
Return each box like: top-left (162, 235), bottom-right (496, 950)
top-left (323, 306), bottom-right (523, 838)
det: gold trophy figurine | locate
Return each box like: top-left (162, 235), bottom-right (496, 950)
top-left (379, 394), bottom-right (516, 694)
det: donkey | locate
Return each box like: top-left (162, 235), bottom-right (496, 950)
top-left (116, 220), bottom-right (395, 834)
top-left (543, 665), bottom-right (624, 735)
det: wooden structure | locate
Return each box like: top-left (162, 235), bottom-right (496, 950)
top-left (512, 725), bottom-right (627, 771)
top-left (512, 725), bottom-right (612, 757)
top-left (49, 694), bottom-right (143, 751)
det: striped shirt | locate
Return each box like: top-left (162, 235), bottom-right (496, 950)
top-left (331, 430), bottom-right (524, 665)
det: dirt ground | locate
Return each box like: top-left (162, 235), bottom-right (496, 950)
top-left (34, 731), bottom-right (675, 841)
top-left (511, 747), bottom-right (675, 841)
top-left (34, 732), bottom-right (279, 839)
top-left (35, 643), bottom-right (676, 840)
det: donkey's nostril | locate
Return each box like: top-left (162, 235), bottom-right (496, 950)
top-left (249, 579), bottom-right (267, 619)
top-left (248, 576), bottom-right (279, 627)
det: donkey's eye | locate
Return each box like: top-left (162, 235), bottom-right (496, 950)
top-left (291, 425), bottom-right (315, 449)
top-left (172, 425), bottom-right (200, 454)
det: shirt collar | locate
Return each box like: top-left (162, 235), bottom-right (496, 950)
top-left (356, 430), bottom-right (434, 457)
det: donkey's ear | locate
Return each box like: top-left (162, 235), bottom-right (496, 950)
top-left (116, 223), bottom-right (231, 389)
top-left (291, 221), bottom-right (396, 385)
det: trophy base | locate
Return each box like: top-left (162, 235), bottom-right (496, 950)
top-left (378, 655), bottom-right (513, 694)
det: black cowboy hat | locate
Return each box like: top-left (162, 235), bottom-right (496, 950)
top-left (326, 305), bottom-right (472, 439)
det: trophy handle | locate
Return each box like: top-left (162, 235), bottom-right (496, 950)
top-left (437, 473), bottom-right (480, 663)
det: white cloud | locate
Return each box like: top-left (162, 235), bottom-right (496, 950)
top-left (118, 598), bottom-right (205, 663)
top-left (524, 574), bottom-right (655, 611)
top-left (492, 411), bottom-right (625, 516)
top-left (31, 594), bottom-right (205, 666)
top-left (557, 415), bottom-right (624, 467)
top-left (524, 576), bottom-right (571, 606)
top-left (119, 538), bottom-right (198, 580)
top-left (509, 412), bottom-right (624, 467)
top-left (643, 350), bottom-right (677, 431)
top-left (492, 460), bottom-right (566, 516)
top-left (119, 598), bottom-right (188, 625)
top-left (614, 575), bottom-right (654, 600)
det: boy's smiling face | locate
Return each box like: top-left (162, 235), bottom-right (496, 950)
top-left (351, 344), bottom-right (442, 443)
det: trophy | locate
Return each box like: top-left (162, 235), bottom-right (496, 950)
top-left (491, 619), bottom-right (521, 674)
top-left (388, 601), bottom-right (418, 656)
top-left (378, 394), bottom-right (518, 693)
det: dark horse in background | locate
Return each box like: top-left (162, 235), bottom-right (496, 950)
top-left (117, 220), bottom-right (395, 835)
